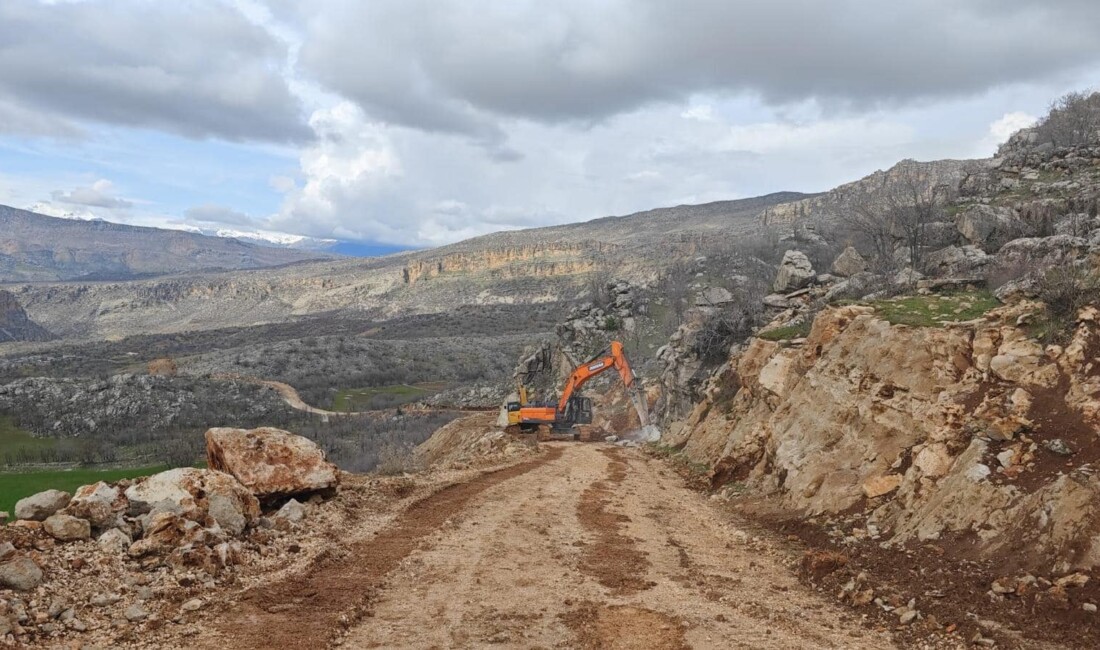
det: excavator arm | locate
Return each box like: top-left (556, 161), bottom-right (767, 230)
top-left (556, 341), bottom-right (636, 413)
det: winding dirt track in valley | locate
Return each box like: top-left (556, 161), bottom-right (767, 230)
top-left (211, 373), bottom-right (493, 417)
top-left (198, 443), bottom-right (897, 649)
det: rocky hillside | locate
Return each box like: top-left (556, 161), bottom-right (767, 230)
top-left (0, 193), bottom-right (806, 339)
top-left (0, 290), bottom-right (52, 343)
top-left (0, 205), bottom-right (332, 283)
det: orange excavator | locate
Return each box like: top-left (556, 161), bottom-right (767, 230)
top-left (507, 341), bottom-right (649, 432)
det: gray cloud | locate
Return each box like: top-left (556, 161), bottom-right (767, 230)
top-left (184, 204), bottom-right (257, 227)
top-left (51, 184), bottom-right (132, 209)
top-left (0, 0), bottom-right (308, 142)
top-left (298, 0), bottom-right (1100, 137)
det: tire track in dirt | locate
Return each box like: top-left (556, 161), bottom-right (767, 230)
top-left (569, 447), bottom-right (688, 649)
top-left (576, 446), bottom-right (654, 596)
top-left (206, 447), bottom-right (564, 650)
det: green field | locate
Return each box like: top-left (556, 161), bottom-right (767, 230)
top-left (331, 381), bottom-right (451, 412)
top-left (0, 465), bottom-right (167, 521)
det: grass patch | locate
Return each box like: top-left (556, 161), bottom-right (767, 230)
top-left (0, 465), bottom-right (167, 520)
top-left (646, 443), bottom-right (711, 486)
top-left (862, 290), bottom-right (999, 327)
top-left (0, 415), bottom-right (58, 458)
top-left (331, 381), bottom-right (450, 412)
top-left (756, 320), bottom-right (813, 341)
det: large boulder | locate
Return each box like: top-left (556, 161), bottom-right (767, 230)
top-left (64, 481), bottom-right (125, 529)
top-left (923, 245), bottom-right (990, 276)
top-left (14, 489), bottom-right (71, 522)
top-left (831, 246), bottom-right (868, 277)
top-left (773, 250), bottom-right (815, 293)
top-left (124, 468), bottom-right (260, 532)
top-left (205, 427), bottom-right (339, 499)
top-left (955, 205), bottom-right (1019, 247)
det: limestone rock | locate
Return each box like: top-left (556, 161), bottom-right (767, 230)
top-left (773, 250), bottom-right (815, 293)
top-left (862, 474), bottom-right (903, 498)
top-left (0, 554), bottom-right (43, 591)
top-left (43, 514), bottom-right (91, 542)
top-left (14, 489), bottom-right (71, 521)
top-left (64, 481), bottom-right (125, 528)
top-left (205, 427), bottom-right (339, 499)
top-left (273, 499), bottom-right (307, 524)
top-left (124, 468), bottom-right (260, 530)
top-left (955, 205), bottom-right (1018, 247)
top-left (97, 528), bottom-right (132, 554)
top-left (127, 512), bottom-right (206, 557)
top-left (923, 245), bottom-right (989, 276)
top-left (694, 287), bottom-right (734, 306)
top-left (831, 246), bottom-right (867, 277)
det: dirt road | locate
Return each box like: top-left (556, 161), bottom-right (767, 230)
top-left (204, 444), bottom-right (896, 649)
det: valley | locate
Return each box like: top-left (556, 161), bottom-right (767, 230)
top-left (0, 91), bottom-right (1099, 649)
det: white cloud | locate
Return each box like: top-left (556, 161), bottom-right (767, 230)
top-left (990, 111), bottom-right (1040, 143)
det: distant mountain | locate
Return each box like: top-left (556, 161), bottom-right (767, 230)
top-left (0, 205), bottom-right (335, 282)
top-left (9, 190), bottom-right (813, 339)
top-left (0, 290), bottom-right (53, 342)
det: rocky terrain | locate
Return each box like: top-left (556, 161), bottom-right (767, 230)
top-left (0, 193), bottom-right (802, 340)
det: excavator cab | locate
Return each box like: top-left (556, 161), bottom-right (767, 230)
top-left (559, 395), bottom-right (593, 429)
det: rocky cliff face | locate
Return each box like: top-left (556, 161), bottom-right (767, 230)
top-left (401, 242), bottom-right (607, 285)
top-left (0, 290), bottom-right (53, 342)
top-left (760, 158), bottom-right (983, 231)
top-left (665, 302), bottom-right (1100, 573)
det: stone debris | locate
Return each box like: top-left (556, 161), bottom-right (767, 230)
top-left (274, 499), bottom-right (308, 524)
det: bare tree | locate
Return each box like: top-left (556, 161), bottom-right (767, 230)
top-left (841, 164), bottom-right (950, 275)
top-left (1035, 91), bottom-right (1100, 147)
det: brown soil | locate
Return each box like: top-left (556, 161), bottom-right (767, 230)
top-left (769, 511), bottom-right (1099, 649)
top-left (203, 447), bottom-right (565, 649)
top-left (576, 447), bottom-right (653, 595)
top-left (561, 602), bottom-right (689, 649)
top-left (334, 444), bottom-right (895, 649)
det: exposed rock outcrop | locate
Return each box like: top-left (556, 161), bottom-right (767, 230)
top-left (0, 289), bottom-right (53, 343)
top-left (666, 302), bottom-right (1100, 573)
top-left (205, 427), bottom-right (340, 499)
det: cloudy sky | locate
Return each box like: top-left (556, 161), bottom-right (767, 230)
top-left (1, 0), bottom-right (1099, 249)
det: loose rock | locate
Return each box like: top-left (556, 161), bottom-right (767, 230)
top-left (14, 489), bottom-right (71, 521)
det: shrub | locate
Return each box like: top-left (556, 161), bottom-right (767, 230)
top-left (373, 442), bottom-right (423, 476)
top-left (1032, 266), bottom-right (1100, 344)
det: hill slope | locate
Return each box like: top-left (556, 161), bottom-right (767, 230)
top-left (0, 205), bottom-right (334, 282)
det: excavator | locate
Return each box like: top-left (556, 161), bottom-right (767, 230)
top-left (506, 341), bottom-right (649, 433)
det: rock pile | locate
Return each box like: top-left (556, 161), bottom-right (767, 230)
top-left (0, 426), bottom-right (340, 646)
